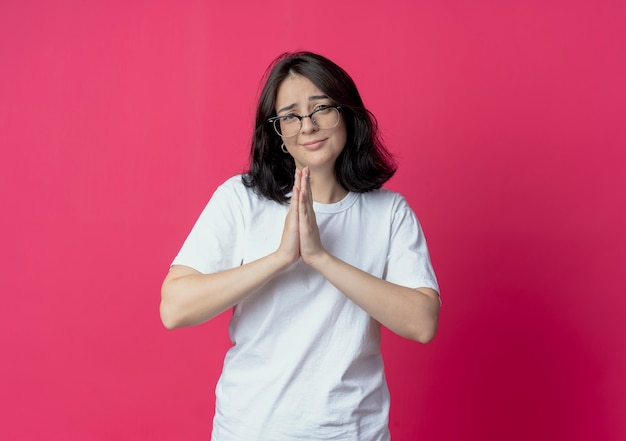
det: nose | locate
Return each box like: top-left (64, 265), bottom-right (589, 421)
top-left (299, 115), bottom-right (319, 134)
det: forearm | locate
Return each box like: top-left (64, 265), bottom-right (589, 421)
top-left (309, 252), bottom-right (440, 343)
top-left (160, 252), bottom-right (290, 329)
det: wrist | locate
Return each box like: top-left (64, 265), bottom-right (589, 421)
top-left (271, 249), bottom-right (298, 272)
top-left (306, 249), bottom-right (332, 271)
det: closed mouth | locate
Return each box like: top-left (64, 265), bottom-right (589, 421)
top-left (301, 138), bottom-right (327, 148)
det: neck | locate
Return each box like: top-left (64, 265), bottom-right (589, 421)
top-left (306, 168), bottom-right (348, 204)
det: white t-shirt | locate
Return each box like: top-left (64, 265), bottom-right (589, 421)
top-left (172, 175), bottom-right (439, 441)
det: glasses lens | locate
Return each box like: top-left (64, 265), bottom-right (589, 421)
top-left (312, 107), bottom-right (340, 130)
top-left (275, 117), bottom-right (300, 137)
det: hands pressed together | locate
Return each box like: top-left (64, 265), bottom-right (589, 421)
top-left (278, 167), bottom-right (327, 267)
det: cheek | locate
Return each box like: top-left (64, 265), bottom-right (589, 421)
top-left (284, 137), bottom-right (298, 148)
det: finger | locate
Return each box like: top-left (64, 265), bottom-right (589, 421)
top-left (300, 167), bottom-right (310, 203)
top-left (289, 186), bottom-right (297, 210)
top-left (299, 167), bottom-right (309, 209)
top-left (294, 168), bottom-right (302, 193)
top-left (279, 190), bottom-right (301, 265)
top-left (299, 169), bottom-right (316, 228)
top-left (288, 184), bottom-right (301, 222)
top-left (290, 169), bottom-right (301, 216)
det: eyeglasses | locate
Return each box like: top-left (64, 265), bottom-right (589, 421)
top-left (267, 105), bottom-right (342, 137)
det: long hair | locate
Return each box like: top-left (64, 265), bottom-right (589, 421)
top-left (243, 51), bottom-right (397, 203)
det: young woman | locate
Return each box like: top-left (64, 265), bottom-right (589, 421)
top-left (161, 51), bottom-right (440, 441)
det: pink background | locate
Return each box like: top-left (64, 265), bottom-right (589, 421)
top-left (2, 1), bottom-right (625, 440)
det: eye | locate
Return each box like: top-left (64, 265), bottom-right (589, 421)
top-left (314, 105), bottom-right (332, 113)
top-left (281, 113), bottom-right (299, 123)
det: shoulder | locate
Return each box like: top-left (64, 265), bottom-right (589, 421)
top-left (216, 174), bottom-right (248, 192)
top-left (214, 175), bottom-right (258, 200)
top-left (358, 188), bottom-right (423, 232)
top-left (212, 174), bottom-right (281, 210)
top-left (358, 187), bottom-right (409, 211)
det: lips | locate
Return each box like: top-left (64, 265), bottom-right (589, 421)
top-left (301, 138), bottom-right (327, 150)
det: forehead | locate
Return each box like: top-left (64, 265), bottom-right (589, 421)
top-left (275, 74), bottom-right (327, 109)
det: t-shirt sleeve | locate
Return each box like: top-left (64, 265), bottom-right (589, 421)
top-left (171, 180), bottom-right (245, 274)
top-left (384, 195), bottom-right (440, 295)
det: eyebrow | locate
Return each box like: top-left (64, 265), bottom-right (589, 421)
top-left (277, 95), bottom-right (330, 114)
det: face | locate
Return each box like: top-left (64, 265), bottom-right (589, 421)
top-left (274, 74), bottom-right (347, 172)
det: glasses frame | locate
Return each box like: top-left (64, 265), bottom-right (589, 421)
top-left (267, 105), bottom-right (342, 138)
